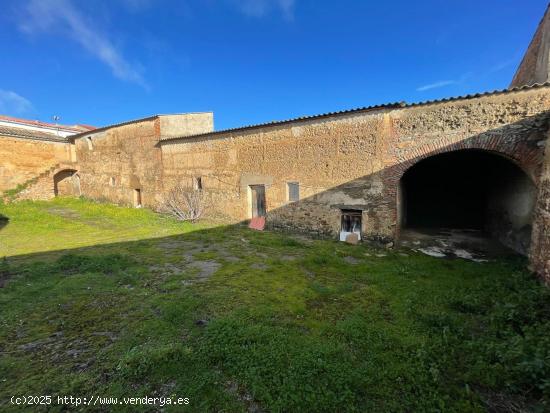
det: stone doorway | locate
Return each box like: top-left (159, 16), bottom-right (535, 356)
top-left (133, 188), bottom-right (142, 208)
top-left (53, 170), bottom-right (80, 197)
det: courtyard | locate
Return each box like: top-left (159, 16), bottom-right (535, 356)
top-left (0, 198), bottom-right (548, 412)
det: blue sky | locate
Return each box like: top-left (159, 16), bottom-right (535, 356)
top-left (0, 0), bottom-right (547, 130)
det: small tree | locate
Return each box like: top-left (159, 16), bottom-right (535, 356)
top-left (161, 184), bottom-right (208, 222)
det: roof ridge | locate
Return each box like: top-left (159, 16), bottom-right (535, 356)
top-left (68, 114), bottom-right (161, 139)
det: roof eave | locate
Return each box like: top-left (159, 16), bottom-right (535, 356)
top-left (160, 82), bottom-right (550, 144)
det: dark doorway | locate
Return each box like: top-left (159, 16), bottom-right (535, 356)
top-left (53, 170), bottom-right (80, 196)
top-left (133, 189), bottom-right (142, 207)
top-left (250, 185), bottom-right (266, 217)
top-left (400, 150), bottom-right (536, 254)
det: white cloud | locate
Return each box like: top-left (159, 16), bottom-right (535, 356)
top-left (0, 90), bottom-right (34, 115)
top-left (416, 80), bottom-right (456, 92)
top-left (234, 0), bottom-right (296, 19)
top-left (20, 0), bottom-right (148, 89)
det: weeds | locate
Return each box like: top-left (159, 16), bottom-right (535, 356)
top-left (0, 198), bottom-right (548, 412)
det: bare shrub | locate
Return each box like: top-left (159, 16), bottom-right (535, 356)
top-left (161, 185), bottom-right (208, 222)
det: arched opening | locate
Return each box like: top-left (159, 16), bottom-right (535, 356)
top-left (54, 170), bottom-right (81, 197)
top-left (399, 150), bottom-right (536, 255)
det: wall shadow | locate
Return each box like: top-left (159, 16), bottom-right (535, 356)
top-left (0, 214), bottom-right (8, 232)
top-left (0, 214), bottom-right (542, 413)
top-left (258, 112), bottom-right (548, 256)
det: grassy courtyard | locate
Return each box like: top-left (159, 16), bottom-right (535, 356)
top-left (0, 198), bottom-right (549, 412)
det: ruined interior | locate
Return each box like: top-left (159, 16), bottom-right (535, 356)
top-left (400, 149), bottom-right (536, 255)
top-left (53, 169), bottom-right (80, 197)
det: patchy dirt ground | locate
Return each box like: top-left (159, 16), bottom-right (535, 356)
top-left (0, 198), bottom-right (549, 413)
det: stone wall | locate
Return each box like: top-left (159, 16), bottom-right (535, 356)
top-left (161, 110), bottom-right (390, 232)
top-left (0, 136), bottom-right (71, 192)
top-left (161, 86), bottom-right (550, 246)
top-left (74, 118), bottom-right (162, 208)
top-left (73, 113), bottom-right (213, 208)
top-left (530, 134), bottom-right (550, 283)
top-left (4, 91), bottom-right (547, 278)
top-left (15, 164), bottom-right (79, 201)
top-left (159, 113), bottom-right (214, 137)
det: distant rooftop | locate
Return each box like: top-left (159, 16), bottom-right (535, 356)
top-left (0, 125), bottom-right (69, 143)
top-left (0, 114), bottom-right (95, 133)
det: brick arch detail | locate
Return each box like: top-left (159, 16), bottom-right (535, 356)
top-left (387, 135), bottom-right (542, 192)
top-left (52, 164), bottom-right (79, 176)
top-left (384, 135), bottom-right (543, 239)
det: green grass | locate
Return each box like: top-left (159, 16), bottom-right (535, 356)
top-left (0, 198), bottom-right (549, 412)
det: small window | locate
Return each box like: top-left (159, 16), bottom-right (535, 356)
top-left (109, 177), bottom-right (116, 187)
top-left (287, 182), bottom-right (299, 202)
top-left (86, 136), bottom-right (93, 150)
top-left (193, 176), bottom-right (202, 191)
top-left (340, 209), bottom-right (362, 241)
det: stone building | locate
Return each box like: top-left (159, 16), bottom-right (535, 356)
top-left (159, 86), bottom-right (548, 253)
top-left (0, 115), bottom-right (93, 195)
top-left (67, 113), bottom-right (213, 207)
top-left (2, 7), bottom-right (550, 282)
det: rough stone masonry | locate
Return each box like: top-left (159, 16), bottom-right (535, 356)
top-left (2, 6), bottom-right (550, 283)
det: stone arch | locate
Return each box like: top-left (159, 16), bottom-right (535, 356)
top-left (395, 148), bottom-right (537, 254)
top-left (53, 169), bottom-right (80, 197)
top-left (387, 135), bottom-right (543, 238)
top-left (392, 136), bottom-right (542, 185)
